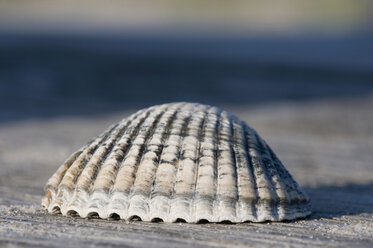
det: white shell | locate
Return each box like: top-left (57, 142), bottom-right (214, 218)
top-left (42, 102), bottom-right (311, 223)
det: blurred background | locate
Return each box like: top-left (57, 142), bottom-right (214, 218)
top-left (0, 0), bottom-right (373, 122)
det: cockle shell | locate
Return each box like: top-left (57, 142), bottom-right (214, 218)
top-left (42, 102), bottom-right (311, 223)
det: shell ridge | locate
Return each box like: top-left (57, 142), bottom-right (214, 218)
top-left (71, 123), bottom-right (122, 186)
top-left (169, 104), bottom-right (209, 222)
top-left (65, 113), bottom-right (142, 217)
top-left (107, 104), bottom-right (169, 193)
top-left (42, 149), bottom-right (83, 208)
top-left (225, 118), bottom-right (242, 222)
top-left (48, 123), bottom-right (121, 214)
top-left (194, 106), bottom-right (220, 223)
top-left (111, 103), bottom-right (179, 220)
top-left (266, 142), bottom-right (308, 204)
top-left (146, 103), bottom-right (186, 190)
top-left (211, 108), bottom-right (222, 223)
top-left (86, 106), bottom-right (163, 218)
top-left (85, 118), bottom-right (135, 189)
top-left (67, 108), bottom-right (148, 217)
top-left (44, 148), bottom-right (84, 193)
top-left (246, 127), bottom-right (278, 221)
top-left (59, 122), bottom-right (120, 189)
top-left (242, 125), bottom-right (259, 221)
top-left (51, 123), bottom-right (119, 193)
top-left (149, 103), bottom-right (196, 222)
top-left (83, 111), bottom-right (144, 186)
top-left (265, 142), bottom-right (311, 217)
top-left (231, 118), bottom-right (246, 221)
top-left (214, 108), bottom-right (236, 222)
top-left (210, 107), bottom-right (222, 221)
top-left (166, 104), bottom-right (197, 222)
top-left (191, 105), bottom-right (211, 222)
top-left (234, 121), bottom-right (258, 222)
top-left (127, 103), bottom-right (185, 221)
top-left (253, 131), bottom-right (280, 221)
top-left (111, 106), bottom-right (170, 196)
top-left (256, 135), bottom-right (295, 220)
top-left (107, 103), bottom-right (171, 219)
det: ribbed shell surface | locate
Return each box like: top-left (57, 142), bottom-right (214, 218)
top-left (42, 102), bottom-right (311, 223)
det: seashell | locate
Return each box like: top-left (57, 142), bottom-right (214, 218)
top-left (42, 102), bottom-right (311, 223)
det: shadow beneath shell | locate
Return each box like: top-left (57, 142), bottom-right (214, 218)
top-left (303, 182), bottom-right (373, 220)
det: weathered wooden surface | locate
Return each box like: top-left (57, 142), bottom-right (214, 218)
top-left (1, 96), bottom-right (372, 247)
